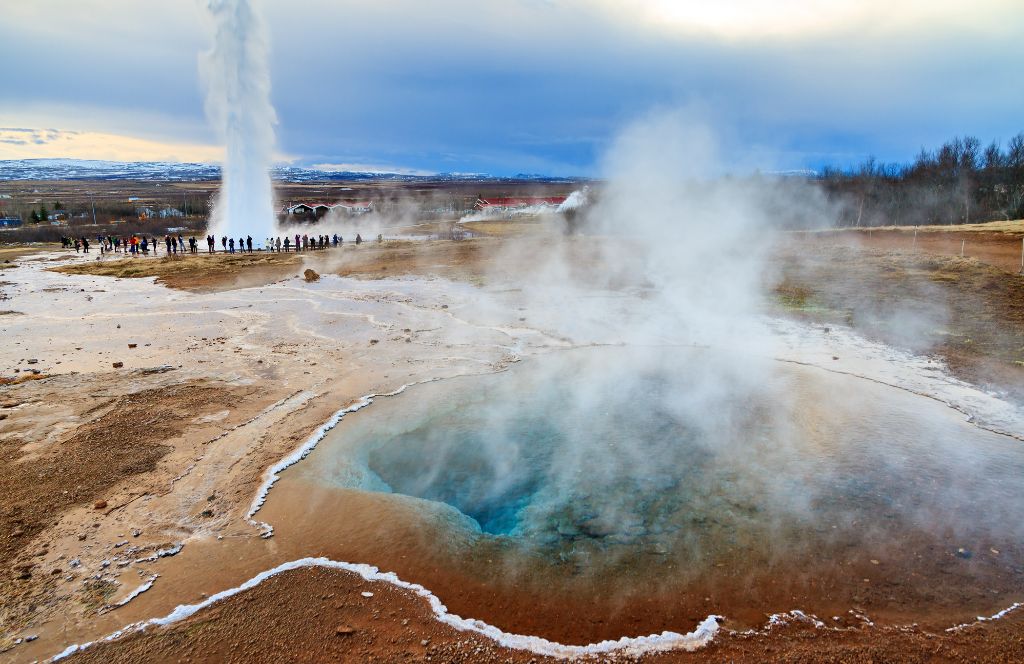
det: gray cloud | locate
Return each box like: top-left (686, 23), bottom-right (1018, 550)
top-left (0, 1), bottom-right (1021, 174)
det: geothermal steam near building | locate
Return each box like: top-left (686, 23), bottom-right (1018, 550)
top-left (201, 0), bottom-right (277, 243)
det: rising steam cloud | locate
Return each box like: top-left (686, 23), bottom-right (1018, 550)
top-left (200, 0), bottom-right (277, 244)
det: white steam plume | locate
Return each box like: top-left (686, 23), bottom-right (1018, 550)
top-left (200, 0), bottom-right (277, 245)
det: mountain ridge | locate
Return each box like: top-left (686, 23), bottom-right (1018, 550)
top-left (0, 159), bottom-right (582, 183)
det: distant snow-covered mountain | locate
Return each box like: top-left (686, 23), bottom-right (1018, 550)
top-left (0, 159), bottom-right (580, 183)
top-left (0, 159), bottom-right (220, 181)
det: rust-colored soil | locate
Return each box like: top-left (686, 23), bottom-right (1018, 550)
top-left (16, 230), bottom-right (1024, 662)
top-left (65, 566), bottom-right (1024, 664)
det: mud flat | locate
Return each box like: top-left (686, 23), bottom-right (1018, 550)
top-left (1, 234), bottom-right (1023, 662)
top-left (0, 242), bottom-right (533, 661)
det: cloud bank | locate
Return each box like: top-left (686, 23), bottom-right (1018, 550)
top-left (0, 0), bottom-right (1021, 175)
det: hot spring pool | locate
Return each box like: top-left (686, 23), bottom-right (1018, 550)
top-left (267, 346), bottom-right (1024, 640)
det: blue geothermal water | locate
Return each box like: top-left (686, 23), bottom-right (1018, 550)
top-left (303, 347), bottom-right (1024, 568)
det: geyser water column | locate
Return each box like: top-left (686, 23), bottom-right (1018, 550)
top-left (200, 0), bottom-right (277, 244)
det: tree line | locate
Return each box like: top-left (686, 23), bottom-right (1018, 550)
top-left (818, 133), bottom-right (1024, 227)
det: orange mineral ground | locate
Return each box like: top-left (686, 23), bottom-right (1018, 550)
top-left (1, 228), bottom-right (1022, 663)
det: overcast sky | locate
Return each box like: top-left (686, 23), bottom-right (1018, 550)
top-left (1, 0), bottom-right (1022, 175)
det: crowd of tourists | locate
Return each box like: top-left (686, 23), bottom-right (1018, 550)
top-left (61, 232), bottom-right (377, 256)
top-left (61, 234), bottom-right (197, 255)
top-left (254, 233), bottom-right (368, 253)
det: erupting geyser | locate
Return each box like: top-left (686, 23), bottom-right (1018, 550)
top-left (200, 0), bottom-right (277, 243)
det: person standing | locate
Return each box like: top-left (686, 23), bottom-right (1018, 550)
top-left (246, 236), bottom-right (253, 253)
top-left (228, 238), bottom-right (235, 254)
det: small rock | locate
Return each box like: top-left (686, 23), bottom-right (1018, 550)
top-left (832, 356), bottom-right (839, 361)
top-left (77, 534), bottom-right (87, 541)
top-left (335, 625), bottom-right (356, 636)
top-left (93, 500), bottom-right (107, 510)
top-left (127, 343), bottom-right (137, 349)
top-left (303, 268), bottom-right (320, 282)
top-left (112, 362), bottom-right (123, 369)
top-left (26, 359), bottom-right (38, 365)
top-left (956, 547), bottom-right (972, 559)
top-left (361, 591), bottom-right (374, 597)
top-left (116, 324), bottom-right (121, 329)
top-left (11, 528), bottom-right (24, 537)
top-left (421, 639), bottom-right (430, 646)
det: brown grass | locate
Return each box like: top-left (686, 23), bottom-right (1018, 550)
top-left (52, 251), bottom-right (302, 291)
top-left (802, 219), bottom-right (1024, 235)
